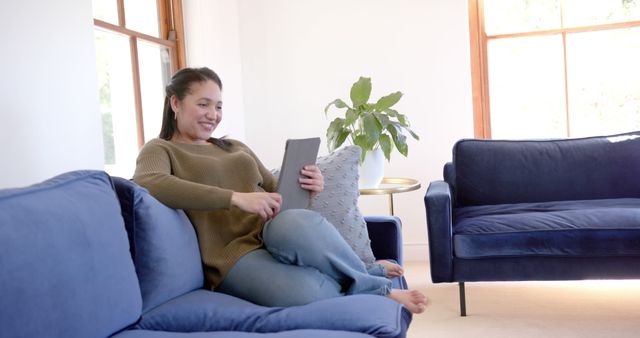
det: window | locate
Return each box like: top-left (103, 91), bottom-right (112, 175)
top-left (469, 0), bottom-right (640, 139)
top-left (92, 0), bottom-right (186, 177)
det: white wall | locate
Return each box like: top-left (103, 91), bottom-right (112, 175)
top-left (183, 0), bottom-right (247, 141)
top-left (234, 0), bottom-right (475, 260)
top-left (0, 1), bottom-right (103, 188)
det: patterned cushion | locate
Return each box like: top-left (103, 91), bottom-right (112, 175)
top-left (310, 146), bottom-right (376, 265)
top-left (272, 146), bottom-right (376, 265)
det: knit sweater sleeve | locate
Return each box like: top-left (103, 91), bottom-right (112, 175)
top-left (133, 140), bottom-right (233, 211)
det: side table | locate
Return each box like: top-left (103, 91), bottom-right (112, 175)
top-left (359, 177), bottom-right (421, 215)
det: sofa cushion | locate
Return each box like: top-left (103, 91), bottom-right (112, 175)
top-left (0, 170), bottom-right (141, 338)
top-left (453, 131), bottom-right (640, 206)
top-left (135, 289), bottom-right (407, 338)
top-left (453, 198), bottom-right (640, 258)
top-left (112, 177), bottom-right (204, 313)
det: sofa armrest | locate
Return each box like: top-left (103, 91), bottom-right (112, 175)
top-left (425, 180), bottom-right (454, 282)
top-left (365, 215), bottom-right (403, 266)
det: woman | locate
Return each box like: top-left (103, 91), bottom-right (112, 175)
top-left (133, 67), bottom-right (426, 313)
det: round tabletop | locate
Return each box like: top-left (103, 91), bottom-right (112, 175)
top-left (359, 177), bottom-right (421, 195)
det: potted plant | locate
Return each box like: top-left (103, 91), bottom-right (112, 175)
top-left (324, 76), bottom-right (419, 188)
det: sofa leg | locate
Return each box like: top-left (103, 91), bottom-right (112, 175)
top-left (459, 282), bottom-right (467, 317)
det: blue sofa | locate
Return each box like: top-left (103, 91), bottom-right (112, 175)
top-left (0, 170), bottom-right (411, 338)
top-left (425, 131), bottom-right (640, 316)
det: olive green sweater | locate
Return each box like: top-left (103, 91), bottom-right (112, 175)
top-left (133, 138), bottom-right (277, 289)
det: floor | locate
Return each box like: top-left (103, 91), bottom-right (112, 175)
top-left (403, 260), bottom-right (640, 338)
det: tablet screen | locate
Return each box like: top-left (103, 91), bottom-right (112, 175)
top-left (276, 137), bottom-right (321, 211)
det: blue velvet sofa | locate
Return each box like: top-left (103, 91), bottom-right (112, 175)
top-left (425, 131), bottom-right (640, 316)
top-left (0, 170), bottom-right (411, 338)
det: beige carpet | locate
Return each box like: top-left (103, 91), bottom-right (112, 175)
top-left (403, 261), bottom-right (640, 338)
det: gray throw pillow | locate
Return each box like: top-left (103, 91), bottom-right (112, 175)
top-left (309, 146), bottom-right (376, 265)
top-left (271, 145), bottom-right (376, 265)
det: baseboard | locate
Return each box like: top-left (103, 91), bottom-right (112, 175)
top-left (403, 242), bottom-right (429, 262)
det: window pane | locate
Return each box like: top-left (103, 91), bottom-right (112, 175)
top-left (488, 35), bottom-right (567, 139)
top-left (92, 0), bottom-right (119, 24)
top-left (566, 27), bottom-right (640, 137)
top-left (139, 41), bottom-right (173, 142)
top-left (484, 0), bottom-right (561, 35)
top-left (124, 0), bottom-right (160, 37)
top-left (563, 0), bottom-right (640, 28)
top-left (94, 29), bottom-right (138, 178)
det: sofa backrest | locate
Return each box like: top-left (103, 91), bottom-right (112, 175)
top-left (112, 177), bottom-right (204, 313)
top-left (0, 171), bottom-right (142, 338)
top-left (450, 131), bottom-right (640, 206)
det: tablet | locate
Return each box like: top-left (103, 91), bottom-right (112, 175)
top-left (276, 137), bottom-right (321, 211)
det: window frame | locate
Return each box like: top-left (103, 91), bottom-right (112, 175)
top-left (468, 0), bottom-right (640, 139)
top-left (93, 0), bottom-right (186, 148)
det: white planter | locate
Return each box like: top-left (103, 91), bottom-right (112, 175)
top-left (359, 148), bottom-right (385, 189)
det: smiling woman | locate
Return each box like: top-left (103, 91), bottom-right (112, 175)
top-left (161, 68), bottom-right (224, 145)
top-left (171, 81), bottom-right (223, 143)
top-left (132, 67), bottom-right (427, 314)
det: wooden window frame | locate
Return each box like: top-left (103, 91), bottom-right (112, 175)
top-left (469, 0), bottom-right (640, 139)
top-left (93, 0), bottom-right (186, 148)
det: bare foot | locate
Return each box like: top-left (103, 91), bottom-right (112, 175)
top-left (386, 289), bottom-right (427, 314)
top-left (376, 259), bottom-right (403, 277)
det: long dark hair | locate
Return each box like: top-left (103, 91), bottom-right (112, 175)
top-left (159, 67), bottom-right (231, 150)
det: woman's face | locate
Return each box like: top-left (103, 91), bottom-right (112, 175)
top-left (171, 80), bottom-right (223, 145)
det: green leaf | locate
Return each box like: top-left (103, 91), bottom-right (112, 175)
top-left (385, 108), bottom-right (399, 118)
top-left (396, 112), bottom-right (409, 126)
top-left (393, 130), bottom-right (408, 156)
top-left (333, 130), bottom-right (350, 151)
top-left (345, 108), bottom-right (359, 126)
top-left (395, 137), bottom-right (408, 157)
top-left (407, 127), bottom-right (420, 140)
top-left (379, 134), bottom-right (392, 161)
top-left (387, 122), bottom-right (397, 141)
top-left (326, 117), bottom-right (345, 135)
top-left (388, 123), bottom-right (408, 157)
top-left (324, 99), bottom-right (348, 115)
top-left (374, 91), bottom-right (402, 112)
top-left (350, 77), bottom-right (371, 107)
top-left (373, 112), bottom-right (390, 129)
top-left (362, 113), bottom-right (382, 144)
top-left (353, 134), bottom-right (372, 163)
top-left (326, 118), bottom-right (347, 151)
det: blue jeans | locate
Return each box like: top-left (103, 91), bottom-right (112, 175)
top-left (218, 209), bottom-right (392, 307)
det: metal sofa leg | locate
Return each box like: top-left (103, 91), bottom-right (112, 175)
top-left (459, 282), bottom-right (467, 316)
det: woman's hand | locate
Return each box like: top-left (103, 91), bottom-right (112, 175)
top-left (299, 165), bottom-right (324, 198)
top-left (231, 192), bottom-right (282, 221)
